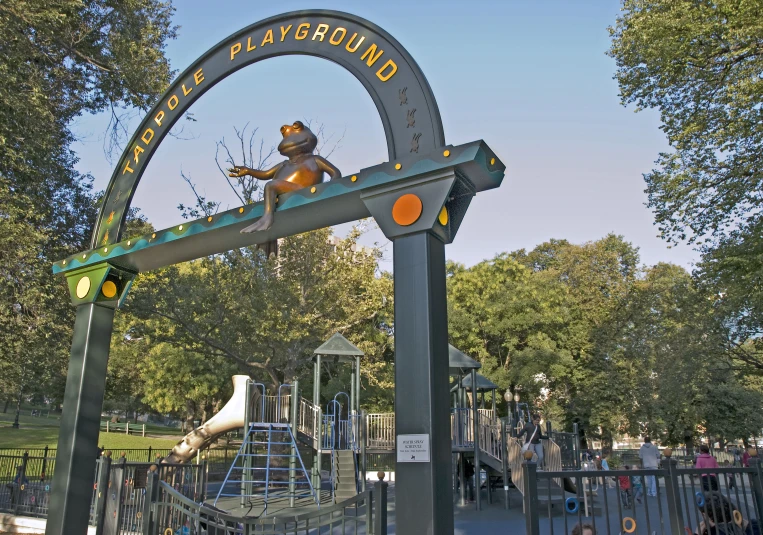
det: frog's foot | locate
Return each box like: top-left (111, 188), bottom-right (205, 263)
top-left (240, 212), bottom-right (274, 233)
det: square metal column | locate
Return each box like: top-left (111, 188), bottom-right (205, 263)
top-left (393, 231), bottom-right (453, 535)
top-left (46, 303), bottom-right (115, 535)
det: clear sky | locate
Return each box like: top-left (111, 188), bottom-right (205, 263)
top-left (71, 0), bottom-right (698, 272)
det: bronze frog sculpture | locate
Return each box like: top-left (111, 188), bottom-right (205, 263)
top-left (230, 121), bottom-right (342, 233)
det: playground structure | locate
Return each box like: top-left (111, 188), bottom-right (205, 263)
top-left (156, 337), bottom-right (571, 519)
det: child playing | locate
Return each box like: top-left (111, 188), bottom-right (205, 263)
top-left (619, 465), bottom-right (632, 508)
top-left (722, 460), bottom-right (736, 490)
top-left (629, 465), bottom-right (644, 504)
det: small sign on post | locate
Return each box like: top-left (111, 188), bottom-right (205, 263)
top-left (396, 434), bottom-right (430, 463)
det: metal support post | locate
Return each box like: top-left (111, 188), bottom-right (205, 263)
top-left (141, 466), bottom-right (160, 535)
top-left (373, 478), bottom-right (388, 535)
top-left (393, 232), bottom-right (453, 535)
top-left (93, 453), bottom-right (112, 534)
top-left (313, 355), bottom-right (322, 492)
top-left (241, 379), bottom-right (251, 506)
top-left (501, 420), bottom-right (510, 509)
top-left (355, 356), bottom-right (361, 414)
top-left (459, 453), bottom-right (466, 505)
top-left (523, 460), bottom-right (540, 535)
top-left (46, 303), bottom-right (116, 535)
top-left (289, 380), bottom-right (299, 507)
top-left (573, 422), bottom-right (581, 469)
top-left (664, 457), bottom-right (685, 533)
top-left (361, 411), bottom-right (367, 492)
top-left (749, 458), bottom-right (763, 521)
top-left (470, 368), bottom-right (480, 511)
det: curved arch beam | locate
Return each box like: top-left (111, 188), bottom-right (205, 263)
top-left (93, 10), bottom-right (445, 248)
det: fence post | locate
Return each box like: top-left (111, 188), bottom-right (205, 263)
top-left (142, 465), bottom-right (160, 535)
top-left (42, 446), bottom-right (49, 480)
top-left (125, 422), bottom-right (129, 435)
top-left (749, 456), bottom-right (763, 521)
top-left (573, 423), bottom-right (581, 469)
top-left (373, 473), bottom-right (388, 535)
top-left (523, 458), bottom-right (540, 535)
top-left (94, 451), bottom-right (112, 535)
top-left (663, 452), bottom-right (685, 534)
top-left (13, 452), bottom-right (29, 515)
top-left (147, 446), bottom-right (152, 463)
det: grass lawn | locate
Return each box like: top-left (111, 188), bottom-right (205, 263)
top-left (0, 413), bottom-right (180, 450)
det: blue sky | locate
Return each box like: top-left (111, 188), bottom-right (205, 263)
top-left (71, 0), bottom-right (696, 271)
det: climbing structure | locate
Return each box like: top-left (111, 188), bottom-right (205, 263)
top-left (214, 420), bottom-right (317, 514)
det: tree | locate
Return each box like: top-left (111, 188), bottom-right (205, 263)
top-left (608, 0), bottom-right (763, 247)
top-left (0, 0), bottom-right (178, 411)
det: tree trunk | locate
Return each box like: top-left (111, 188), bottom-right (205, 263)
top-left (3, 398), bottom-right (9, 413)
top-left (184, 399), bottom-right (196, 432)
top-left (684, 431), bottom-right (695, 458)
top-left (601, 429), bottom-right (613, 454)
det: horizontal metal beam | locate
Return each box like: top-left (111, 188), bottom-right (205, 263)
top-left (54, 140), bottom-right (503, 275)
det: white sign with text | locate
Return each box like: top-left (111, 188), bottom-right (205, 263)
top-left (396, 434), bottom-right (430, 463)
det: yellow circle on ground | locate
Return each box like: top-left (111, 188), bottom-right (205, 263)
top-left (392, 194), bottom-right (423, 226)
top-left (443, 150), bottom-right (450, 157)
top-left (101, 280), bottom-right (118, 299)
top-left (394, 163), bottom-right (402, 170)
top-left (438, 206), bottom-right (449, 226)
top-left (76, 277), bottom-right (91, 299)
top-left (623, 517), bottom-right (636, 533)
top-left (351, 175), bottom-right (358, 182)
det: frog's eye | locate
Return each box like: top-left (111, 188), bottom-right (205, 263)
top-left (293, 121), bottom-right (304, 130)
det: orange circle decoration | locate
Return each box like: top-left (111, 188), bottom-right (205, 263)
top-left (392, 194), bottom-right (423, 226)
top-left (101, 281), bottom-right (118, 299)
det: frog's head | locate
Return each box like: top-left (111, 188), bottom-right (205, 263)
top-left (278, 121), bottom-right (317, 157)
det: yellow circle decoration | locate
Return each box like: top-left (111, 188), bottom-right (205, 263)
top-left (734, 510), bottom-right (743, 526)
top-left (394, 163), bottom-right (402, 170)
top-left (207, 216), bottom-right (213, 222)
top-left (391, 194), bottom-right (423, 226)
top-left (164, 529), bottom-right (173, 535)
top-left (351, 175), bottom-right (358, 182)
top-left (151, 233), bottom-right (156, 239)
top-left (178, 225), bottom-right (183, 231)
top-left (443, 150), bottom-right (450, 157)
top-left (76, 277), bottom-right (91, 299)
top-left (622, 517), bottom-right (636, 533)
top-left (62, 260), bottom-right (66, 265)
top-left (127, 241), bottom-right (131, 246)
top-left (310, 186), bottom-right (317, 193)
top-left (490, 157), bottom-right (496, 165)
top-left (438, 206), bottom-right (448, 226)
top-left (239, 207), bottom-right (244, 213)
top-left (82, 254), bottom-right (87, 259)
top-left (103, 247), bottom-right (108, 253)
top-left (101, 281), bottom-right (118, 299)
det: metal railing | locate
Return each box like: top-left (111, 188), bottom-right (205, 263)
top-left (524, 457), bottom-right (763, 535)
top-left (143, 469), bottom-right (389, 534)
top-left (298, 397), bottom-right (321, 443)
top-left (366, 413), bottom-right (394, 450)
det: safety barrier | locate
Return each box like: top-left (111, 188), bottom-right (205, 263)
top-left (523, 456), bottom-right (763, 535)
top-left (143, 470), bottom-right (389, 534)
top-left (366, 413), bottom-right (394, 450)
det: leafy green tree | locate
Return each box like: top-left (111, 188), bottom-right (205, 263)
top-left (608, 0), bottom-right (763, 247)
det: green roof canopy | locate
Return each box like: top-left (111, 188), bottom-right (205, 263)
top-left (313, 332), bottom-right (364, 363)
top-left (448, 344), bottom-right (481, 374)
top-left (459, 373), bottom-right (498, 392)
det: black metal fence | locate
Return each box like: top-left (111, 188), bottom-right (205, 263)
top-left (524, 456), bottom-right (763, 535)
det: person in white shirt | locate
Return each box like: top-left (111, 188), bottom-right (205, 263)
top-left (638, 436), bottom-right (660, 497)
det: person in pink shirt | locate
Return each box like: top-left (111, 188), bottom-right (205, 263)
top-left (695, 444), bottom-right (719, 491)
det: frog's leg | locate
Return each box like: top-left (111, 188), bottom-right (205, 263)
top-left (241, 179), bottom-right (304, 233)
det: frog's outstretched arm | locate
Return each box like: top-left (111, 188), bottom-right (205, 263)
top-left (228, 163), bottom-right (282, 180)
top-left (315, 156), bottom-right (342, 180)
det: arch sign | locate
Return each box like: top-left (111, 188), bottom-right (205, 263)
top-left (47, 10), bottom-right (504, 535)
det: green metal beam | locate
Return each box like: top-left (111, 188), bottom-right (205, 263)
top-left (53, 141), bottom-right (503, 276)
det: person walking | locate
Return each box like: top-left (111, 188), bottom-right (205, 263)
top-left (696, 444), bottom-right (720, 491)
top-left (639, 436), bottom-right (660, 497)
top-left (518, 414), bottom-right (547, 469)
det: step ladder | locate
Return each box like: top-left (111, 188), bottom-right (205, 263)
top-left (214, 422), bottom-right (317, 515)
